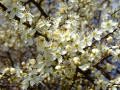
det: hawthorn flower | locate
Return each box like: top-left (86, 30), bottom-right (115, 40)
top-left (51, 49), bottom-right (63, 63)
top-left (69, 0), bottom-right (78, 3)
top-left (58, 2), bottom-right (67, 14)
top-left (22, 69), bottom-right (39, 88)
top-left (7, 2), bottom-right (25, 19)
top-left (53, 17), bottom-right (62, 28)
top-left (27, 28), bottom-right (36, 36)
top-left (73, 57), bottom-right (81, 65)
top-left (113, 76), bottom-right (120, 84)
top-left (52, 30), bottom-right (61, 41)
top-left (108, 49), bottom-right (113, 55)
top-left (113, 30), bottom-right (120, 39)
top-left (13, 20), bottom-right (24, 30)
top-left (10, 67), bottom-right (16, 74)
top-left (92, 29), bottom-right (102, 41)
top-left (0, 0), bottom-right (120, 89)
top-left (18, 12), bottom-right (34, 25)
top-left (65, 45), bottom-right (72, 51)
top-left (79, 63), bottom-right (90, 71)
top-left (61, 31), bottom-right (71, 41)
top-left (112, 86), bottom-right (117, 90)
top-left (35, 36), bottom-right (46, 51)
top-left (73, 40), bottom-right (83, 52)
top-left (3, 67), bottom-right (10, 74)
top-left (64, 23), bottom-right (71, 30)
top-left (83, 35), bottom-right (93, 47)
top-left (94, 78), bottom-right (108, 90)
top-left (112, 49), bottom-right (120, 62)
top-left (22, 62), bottom-right (26, 66)
top-left (29, 59), bottom-right (36, 65)
top-left (21, 80), bottom-right (29, 90)
top-left (55, 65), bottom-right (62, 70)
top-left (101, 20), bottom-right (118, 32)
top-left (0, 31), bottom-right (5, 38)
top-left (92, 48), bottom-right (100, 55)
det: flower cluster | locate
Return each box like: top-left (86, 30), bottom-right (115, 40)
top-left (0, 0), bottom-right (120, 89)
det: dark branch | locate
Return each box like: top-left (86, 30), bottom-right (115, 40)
top-left (0, 2), bottom-right (49, 41)
top-left (14, 16), bottom-right (31, 28)
top-left (77, 67), bottom-right (94, 84)
top-left (34, 31), bottom-right (49, 41)
top-left (29, 0), bottom-right (49, 18)
top-left (111, 8), bottom-right (120, 16)
top-left (96, 65), bottom-right (111, 80)
top-left (93, 55), bottom-right (112, 67)
top-left (71, 67), bottom-right (79, 87)
top-left (6, 52), bottom-right (14, 67)
top-left (83, 26), bottom-right (120, 80)
top-left (38, 0), bottom-right (44, 5)
top-left (0, 2), bottom-right (7, 11)
top-left (83, 25), bottom-right (119, 50)
top-left (0, 2), bottom-right (32, 28)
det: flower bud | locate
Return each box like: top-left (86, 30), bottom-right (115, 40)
top-left (107, 36), bottom-right (113, 43)
top-left (92, 48), bottom-right (99, 55)
top-left (108, 49), bottom-right (113, 55)
top-left (55, 65), bottom-right (62, 70)
top-left (22, 62), bottom-right (26, 66)
top-left (73, 57), bottom-right (81, 65)
top-left (29, 59), bottom-right (36, 65)
top-left (66, 45), bottom-right (72, 51)
top-left (10, 68), bottom-right (16, 74)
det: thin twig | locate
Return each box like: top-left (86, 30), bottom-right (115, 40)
top-left (111, 8), bottom-right (120, 16)
top-left (83, 26), bottom-right (119, 50)
top-left (96, 65), bottom-right (111, 80)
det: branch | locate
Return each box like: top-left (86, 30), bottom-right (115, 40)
top-left (29, 0), bottom-right (49, 18)
top-left (71, 67), bottom-right (79, 87)
top-left (23, 0), bottom-right (47, 18)
top-left (97, 10), bottom-right (102, 27)
top-left (0, 49), bottom-right (14, 67)
top-left (88, 26), bottom-right (120, 79)
top-left (0, 83), bottom-right (18, 88)
top-left (77, 67), bottom-right (94, 84)
top-left (0, 2), bottom-right (31, 28)
top-left (96, 65), bottom-right (111, 80)
top-left (14, 16), bottom-right (31, 28)
top-left (38, 0), bottom-right (44, 5)
top-left (111, 8), bottom-right (120, 16)
top-left (6, 52), bottom-right (14, 67)
top-left (87, 54), bottom-right (112, 80)
top-left (83, 25), bottom-right (119, 50)
top-left (106, 57), bottom-right (120, 74)
top-left (93, 55), bottom-right (112, 67)
top-left (0, 2), bottom-right (7, 11)
top-left (0, 2), bottom-right (49, 41)
top-left (83, 26), bottom-right (120, 80)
